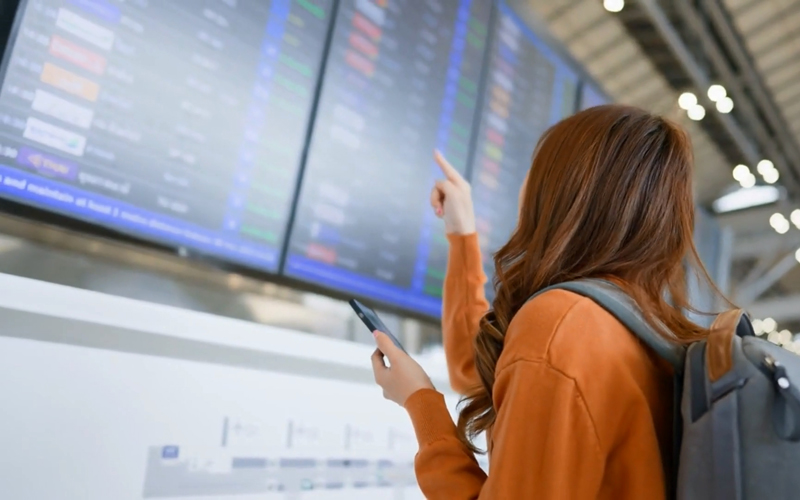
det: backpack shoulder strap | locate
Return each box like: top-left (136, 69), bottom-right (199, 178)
top-left (528, 279), bottom-right (686, 375)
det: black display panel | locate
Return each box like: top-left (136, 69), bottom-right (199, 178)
top-left (469, 1), bottom-right (577, 298)
top-left (284, 0), bottom-right (492, 317)
top-left (0, 0), bottom-right (333, 272)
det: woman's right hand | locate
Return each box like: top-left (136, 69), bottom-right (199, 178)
top-left (430, 151), bottom-right (476, 235)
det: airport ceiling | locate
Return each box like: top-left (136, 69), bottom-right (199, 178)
top-left (521, 0), bottom-right (800, 326)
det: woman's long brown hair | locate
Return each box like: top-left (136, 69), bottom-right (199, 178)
top-left (457, 104), bottom-right (728, 452)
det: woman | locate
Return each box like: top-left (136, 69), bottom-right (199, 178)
top-left (370, 105), bottom-right (722, 499)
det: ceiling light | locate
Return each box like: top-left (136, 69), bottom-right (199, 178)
top-left (770, 213), bottom-right (787, 229)
top-left (758, 159), bottom-right (779, 184)
top-left (712, 185), bottom-right (779, 213)
top-left (716, 97), bottom-right (734, 114)
top-left (732, 164), bottom-right (750, 182)
top-left (780, 330), bottom-right (793, 346)
top-left (757, 159), bottom-right (775, 175)
top-left (763, 317), bottom-right (777, 333)
top-left (791, 209), bottom-right (800, 228)
top-left (768, 331), bottom-right (781, 344)
top-left (770, 213), bottom-right (790, 233)
top-left (763, 168), bottom-right (780, 184)
top-left (603, 0), bottom-right (624, 12)
top-left (752, 319), bottom-right (764, 335)
top-left (740, 173), bottom-right (756, 188)
top-left (678, 92), bottom-right (698, 110)
top-left (687, 104), bottom-right (706, 121)
top-left (708, 84), bottom-right (727, 102)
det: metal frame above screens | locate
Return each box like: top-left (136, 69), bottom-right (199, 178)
top-left (0, 0), bottom-right (611, 321)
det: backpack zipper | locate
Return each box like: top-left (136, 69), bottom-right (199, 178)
top-left (764, 355), bottom-right (792, 390)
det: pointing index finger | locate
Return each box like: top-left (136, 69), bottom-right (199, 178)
top-left (434, 150), bottom-right (463, 184)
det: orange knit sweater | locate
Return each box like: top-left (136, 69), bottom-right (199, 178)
top-left (403, 233), bottom-right (673, 499)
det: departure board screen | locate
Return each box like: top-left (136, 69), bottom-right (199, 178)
top-left (469, 2), bottom-right (577, 299)
top-left (580, 81), bottom-right (607, 110)
top-left (0, 0), bottom-right (332, 272)
top-left (284, 0), bottom-right (492, 316)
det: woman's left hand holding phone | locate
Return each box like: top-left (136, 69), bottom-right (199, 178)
top-left (371, 331), bottom-right (435, 406)
top-left (372, 151), bottom-right (462, 406)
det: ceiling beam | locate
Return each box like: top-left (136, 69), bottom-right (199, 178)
top-left (635, 0), bottom-right (761, 165)
top-left (758, 30), bottom-right (800, 70)
top-left (773, 71), bottom-right (800, 95)
top-left (770, 64), bottom-right (800, 90)
top-left (732, 0), bottom-right (765, 16)
top-left (739, 253), bottom-right (783, 289)
top-left (732, 233), bottom-right (800, 260)
top-left (744, 2), bottom-right (800, 40)
top-left (784, 102), bottom-right (800, 122)
top-left (595, 48), bottom-right (641, 81)
top-left (563, 13), bottom-right (612, 45)
top-left (609, 63), bottom-right (655, 96)
top-left (698, 0), bottom-right (800, 194)
top-left (748, 293), bottom-right (800, 323)
top-left (625, 79), bottom-right (667, 106)
top-left (776, 82), bottom-right (800, 104)
top-left (734, 251), bottom-right (797, 305)
top-left (545, 0), bottom-right (584, 23)
top-left (582, 32), bottom-right (628, 63)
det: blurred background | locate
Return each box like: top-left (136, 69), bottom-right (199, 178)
top-left (0, 0), bottom-right (798, 498)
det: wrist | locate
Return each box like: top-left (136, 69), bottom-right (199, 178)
top-left (402, 387), bottom-right (441, 410)
top-left (445, 221), bottom-right (477, 235)
top-left (403, 389), bottom-right (456, 447)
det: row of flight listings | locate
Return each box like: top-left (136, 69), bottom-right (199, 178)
top-left (0, 0), bottom-right (607, 317)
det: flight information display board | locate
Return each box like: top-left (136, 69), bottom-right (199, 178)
top-left (580, 81), bottom-right (608, 110)
top-left (284, 0), bottom-right (492, 316)
top-left (0, 0), bottom-right (332, 272)
top-left (469, 2), bottom-right (578, 298)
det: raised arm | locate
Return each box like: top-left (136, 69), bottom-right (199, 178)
top-left (442, 233), bottom-right (489, 394)
top-left (430, 151), bottom-right (489, 395)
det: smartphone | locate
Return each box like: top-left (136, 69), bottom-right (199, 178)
top-left (349, 299), bottom-right (407, 353)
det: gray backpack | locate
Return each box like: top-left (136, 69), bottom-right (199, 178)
top-left (535, 279), bottom-right (800, 500)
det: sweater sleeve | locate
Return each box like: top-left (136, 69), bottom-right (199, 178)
top-left (442, 233), bottom-right (490, 394)
top-left (404, 361), bottom-right (605, 499)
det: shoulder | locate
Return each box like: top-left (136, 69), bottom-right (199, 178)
top-left (496, 289), bottom-right (673, 458)
top-left (498, 289), bottom-right (648, 377)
